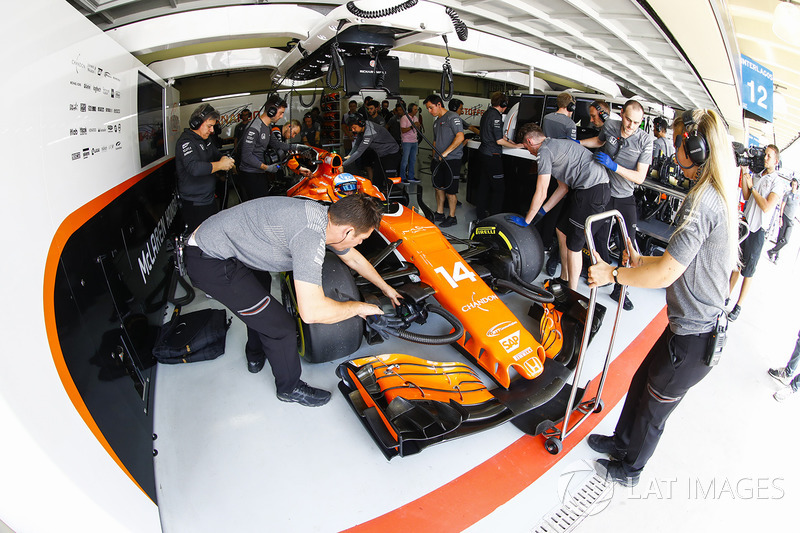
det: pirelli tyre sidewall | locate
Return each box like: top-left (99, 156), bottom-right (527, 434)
top-left (280, 251), bottom-right (363, 363)
top-left (470, 214), bottom-right (545, 282)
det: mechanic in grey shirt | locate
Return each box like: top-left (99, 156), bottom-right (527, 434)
top-left (514, 123), bottom-right (610, 291)
top-left (424, 94), bottom-right (465, 227)
top-left (582, 99), bottom-right (653, 310)
top-left (587, 108), bottom-right (737, 487)
top-left (652, 117), bottom-right (674, 161)
top-left (184, 194), bottom-right (401, 407)
top-left (541, 92), bottom-right (577, 140)
top-left (344, 116), bottom-right (400, 190)
top-left (238, 96), bottom-right (312, 201)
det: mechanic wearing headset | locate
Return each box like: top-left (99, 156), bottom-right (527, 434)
top-left (541, 92), bottom-right (578, 140)
top-left (586, 109), bottom-right (738, 487)
top-left (424, 94), bottom-right (465, 228)
top-left (588, 99), bottom-right (611, 130)
top-left (652, 116), bottom-right (674, 160)
top-left (476, 91), bottom-right (523, 219)
top-left (727, 144), bottom-right (784, 321)
top-left (344, 114), bottom-right (401, 191)
top-left (184, 193), bottom-right (402, 407)
top-left (176, 103), bottom-right (236, 232)
top-left (238, 95), bottom-right (313, 201)
top-left (581, 99), bottom-right (653, 311)
top-left (514, 123), bottom-right (610, 292)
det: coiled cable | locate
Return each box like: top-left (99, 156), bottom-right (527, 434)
top-left (346, 0), bottom-right (418, 18)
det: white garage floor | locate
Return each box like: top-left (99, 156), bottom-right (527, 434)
top-left (153, 173), bottom-right (799, 533)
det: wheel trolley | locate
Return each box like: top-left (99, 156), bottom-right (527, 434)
top-left (541, 209), bottom-right (631, 454)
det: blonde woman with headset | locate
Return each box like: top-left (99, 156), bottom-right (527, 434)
top-left (585, 108), bottom-right (739, 487)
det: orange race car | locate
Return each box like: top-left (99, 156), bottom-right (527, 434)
top-left (278, 147), bottom-right (605, 458)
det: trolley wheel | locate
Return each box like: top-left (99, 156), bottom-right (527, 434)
top-left (545, 437), bottom-right (563, 455)
top-left (593, 399), bottom-right (605, 413)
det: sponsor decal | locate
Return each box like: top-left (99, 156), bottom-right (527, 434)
top-left (80, 103), bottom-right (86, 112)
top-left (87, 64), bottom-right (96, 75)
top-left (500, 330), bottom-right (521, 353)
top-left (137, 195), bottom-right (180, 284)
top-left (91, 147), bottom-right (100, 155)
top-left (114, 141), bottom-right (122, 150)
top-left (82, 148), bottom-right (90, 159)
top-left (79, 127), bottom-right (87, 135)
top-left (71, 152), bottom-right (80, 161)
top-left (461, 293), bottom-right (497, 313)
top-left (69, 128), bottom-right (78, 136)
top-left (72, 57), bottom-right (86, 73)
top-left (98, 106), bottom-right (104, 112)
top-left (474, 227), bottom-right (496, 235)
top-left (513, 346), bottom-right (533, 361)
top-left (88, 105), bottom-right (96, 112)
top-left (487, 320), bottom-right (518, 338)
top-left (83, 83), bottom-right (91, 90)
top-left (69, 103), bottom-right (78, 111)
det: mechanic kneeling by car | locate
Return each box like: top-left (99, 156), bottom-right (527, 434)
top-left (183, 193), bottom-right (402, 407)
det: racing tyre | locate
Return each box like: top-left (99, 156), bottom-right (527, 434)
top-left (470, 214), bottom-right (545, 282)
top-left (281, 252), bottom-right (363, 363)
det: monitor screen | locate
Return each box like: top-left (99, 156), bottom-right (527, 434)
top-left (136, 72), bottom-right (165, 167)
top-left (573, 97), bottom-right (595, 129)
top-left (343, 55), bottom-right (400, 97)
top-left (542, 95), bottom-right (559, 118)
top-left (516, 94), bottom-right (545, 129)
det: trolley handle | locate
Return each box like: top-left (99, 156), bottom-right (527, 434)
top-left (584, 210), bottom-right (633, 269)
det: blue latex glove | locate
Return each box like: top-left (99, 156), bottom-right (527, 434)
top-left (506, 215), bottom-right (529, 227)
top-left (595, 152), bottom-right (618, 172)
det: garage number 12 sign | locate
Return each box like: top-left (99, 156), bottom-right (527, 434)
top-left (741, 54), bottom-right (773, 123)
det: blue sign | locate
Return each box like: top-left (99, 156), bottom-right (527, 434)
top-left (741, 54), bottom-right (773, 122)
top-left (747, 134), bottom-right (761, 148)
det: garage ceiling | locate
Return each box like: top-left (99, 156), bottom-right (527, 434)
top-left (66, 0), bottom-right (800, 150)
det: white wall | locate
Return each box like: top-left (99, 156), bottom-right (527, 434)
top-left (0, 1), bottom-right (165, 531)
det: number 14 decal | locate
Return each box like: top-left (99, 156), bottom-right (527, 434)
top-left (434, 261), bottom-right (477, 288)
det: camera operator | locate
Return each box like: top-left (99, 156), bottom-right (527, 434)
top-left (586, 109), bottom-right (738, 487)
top-left (768, 178), bottom-right (799, 263)
top-left (176, 104), bottom-right (236, 232)
top-left (728, 144), bottom-right (785, 320)
top-left (239, 96), bottom-right (312, 201)
top-left (581, 99), bottom-right (653, 311)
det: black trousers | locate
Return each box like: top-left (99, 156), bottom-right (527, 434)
top-left (184, 246), bottom-right (301, 394)
top-left (769, 214), bottom-right (794, 257)
top-left (612, 326), bottom-right (714, 474)
top-left (598, 194), bottom-right (638, 264)
top-left (476, 153), bottom-right (505, 220)
top-left (181, 200), bottom-right (218, 233)
top-left (237, 170), bottom-right (275, 202)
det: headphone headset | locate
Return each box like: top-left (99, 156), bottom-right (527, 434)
top-left (350, 112), bottom-right (367, 128)
top-left (566, 97), bottom-right (576, 113)
top-left (653, 117), bottom-right (668, 133)
top-left (448, 98), bottom-right (463, 113)
top-left (676, 109), bottom-right (708, 167)
top-left (189, 104), bottom-right (215, 130)
top-left (591, 102), bottom-right (609, 122)
top-left (496, 94), bottom-right (509, 109)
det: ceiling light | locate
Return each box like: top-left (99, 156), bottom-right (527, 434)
top-left (202, 92), bottom-right (251, 102)
top-left (773, 1), bottom-right (800, 46)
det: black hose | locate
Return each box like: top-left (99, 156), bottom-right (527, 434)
top-left (346, 0), bottom-right (418, 18)
top-left (392, 304), bottom-right (464, 345)
top-left (445, 7), bottom-right (469, 41)
top-left (497, 276), bottom-right (555, 304)
top-left (326, 43), bottom-right (344, 90)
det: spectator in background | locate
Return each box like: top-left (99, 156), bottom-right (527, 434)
top-left (342, 100), bottom-right (360, 152)
top-left (310, 107), bottom-right (321, 125)
top-left (728, 144), bottom-right (784, 320)
top-left (399, 103), bottom-right (421, 184)
top-left (386, 104), bottom-right (404, 145)
top-left (767, 178), bottom-right (799, 264)
top-left (366, 100), bottom-right (385, 127)
top-left (233, 108), bottom-right (252, 163)
top-left (380, 100), bottom-right (393, 123)
top-left (344, 114), bottom-right (400, 191)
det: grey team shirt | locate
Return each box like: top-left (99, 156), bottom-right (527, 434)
top-left (541, 112), bottom-right (577, 140)
top-left (666, 185), bottom-right (730, 335)
top-left (433, 110), bottom-right (464, 160)
top-left (194, 197), bottom-right (331, 286)
top-left (743, 170), bottom-right (785, 231)
top-left (536, 138), bottom-right (608, 190)
top-left (598, 119), bottom-right (654, 198)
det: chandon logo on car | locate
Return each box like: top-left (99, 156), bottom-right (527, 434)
top-left (461, 293), bottom-right (497, 313)
top-left (487, 320), bottom-right (518, 337)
